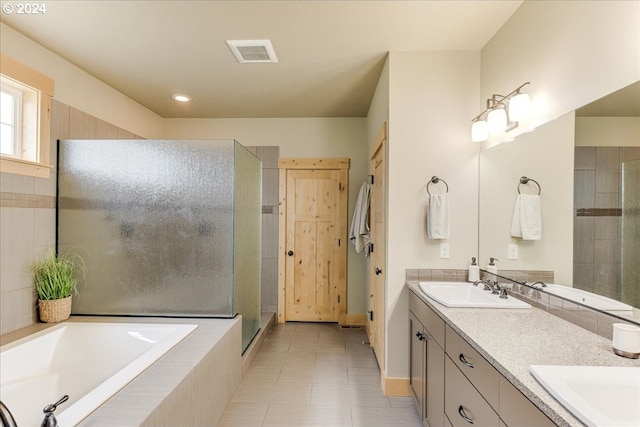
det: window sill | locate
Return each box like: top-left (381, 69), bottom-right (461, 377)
top-left (0, 156), bottom-right (52, 179)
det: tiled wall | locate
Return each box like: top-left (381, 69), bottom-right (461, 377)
top-left (244, 146), bottom-right (279, 314)
top-left (573, 146), bottom-right (640, 298)
top-left (0, 99), bottom-right (142, 335)
top-left (405, 268), bottom-right (553, 284)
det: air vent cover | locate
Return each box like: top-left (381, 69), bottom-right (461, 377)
top-left (226, 40), bottom-right (279, 63)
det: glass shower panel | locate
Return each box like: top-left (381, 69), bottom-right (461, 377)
top-left (622, 159), bottom-right (640, 307)
top-left (233, 142), bottom-right (262, 351)
top-left (58, 139), bottom-right (236, 316)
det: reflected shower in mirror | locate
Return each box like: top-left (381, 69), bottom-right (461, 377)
top-left (479, 81), bottom-right (640, 324)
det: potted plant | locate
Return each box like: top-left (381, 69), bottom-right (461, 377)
top-left (33, 250), bottom-right (84, 323)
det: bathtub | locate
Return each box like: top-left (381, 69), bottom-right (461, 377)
top-left (0, 322), bottom-right (197, 427)
top-left (540, 284), bottom-right (634, 311)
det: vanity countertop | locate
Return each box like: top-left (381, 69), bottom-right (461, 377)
top-left (406, 281), bottom-right (640, 427)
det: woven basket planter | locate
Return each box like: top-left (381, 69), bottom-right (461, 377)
top-left (38, 296), bottom-right (72, 323)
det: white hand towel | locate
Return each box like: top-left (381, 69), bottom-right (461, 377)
top-left (511, 194), bottom-right (541, 240)
top-left (428, 193), bottom-right (450, 239)
top-left (349, 182), bottom-right (371, 255)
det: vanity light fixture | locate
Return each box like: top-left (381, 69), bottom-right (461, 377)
top-left (172, 94), bottom-right (192, 102)
top-left (471, 82), bottom-right (531, 142)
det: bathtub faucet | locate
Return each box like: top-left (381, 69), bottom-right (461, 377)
top-left (40, 395), bottom-right (69, 427)
top-left (0, 401), bottom-right (18, 427)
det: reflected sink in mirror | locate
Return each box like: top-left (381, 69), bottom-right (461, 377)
top-left (530, 365), bottom-right (640, 427)
top-left (418, 282), bottom-right (531, 308)
top-left (535, 284), bottom-right (634, 312)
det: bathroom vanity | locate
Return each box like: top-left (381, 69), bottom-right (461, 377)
top-left (407, 281), bottom-right (639, 427)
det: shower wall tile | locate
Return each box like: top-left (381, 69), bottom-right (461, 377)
top-left (34, 208), bottom-right (56, 249)
top-left (594, 217), bottom-right (619, 240)
top-left (69, 107), bottom-right (97, 139)
top-left (573, 217), bottom-right (594, 263)
top-left (96, 119), bottom-right (120, 139)
top-left (261, 259), bottom-right (278, 312)
top-left (256, 146), bottom-right (279, 169)
top-left (34, 171), bottom-right (57, 197)
top-left (595, 147), bottom-right (620, 193)
top-left (594, 192), bottom-right (618, 209)
top-left (261, 213), bottom-right (279, 260)
top-left (0, 172), bottom-right (34, 194)
top-left (262, 169), bottom-right (279, 206)
top-left (573, 170), bottom-right (595, 208)
top-left (621, 146), bottom-right (640, 162)
top-left (50, 99), bottom-right (70, 169)
top-left (574, 147), bottom-right (595, 170)
top-left (117, 128), bottom-right (137, 139)
top-left (0, 287), bottom-right (37, 335)
top-left (0, 207), bottom-right (34, 293)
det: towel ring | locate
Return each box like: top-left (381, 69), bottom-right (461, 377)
top-left (518, 176), bottom-right (541, 195)
top-left (426, 176), bottom-right (449, 195)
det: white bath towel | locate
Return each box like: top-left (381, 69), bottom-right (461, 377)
top-left (349, 182), bottom-right (371, 256)
top-left (427, 193), bottom-right (450, 239)
top-left (510, 194), bottom-right (541, 240)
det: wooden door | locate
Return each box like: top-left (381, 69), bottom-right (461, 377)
top-left (369, 123), bottom-right (387, 368)
top-left (278, 158), bottom-right (349, 323)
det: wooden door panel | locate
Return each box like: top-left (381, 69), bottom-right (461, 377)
top-left (285, 168), bottom-right (341, 322)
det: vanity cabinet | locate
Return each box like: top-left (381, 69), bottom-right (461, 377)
top-left (409, 289), bottom-right (556, 427)
top-left (409, 291), bottom-right (445, 427)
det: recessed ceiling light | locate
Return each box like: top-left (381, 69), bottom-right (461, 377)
top-left (172, 94), bottom-right (192, 102)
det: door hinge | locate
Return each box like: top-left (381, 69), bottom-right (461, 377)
top-left (368, 310), bottom-right (373, 321)
top-left (369, 174), bottom-right (374, 184)
top-left (370, 243), bottom-right (374, 253)
top-left (338, 182), bottom-right (343, 191)
top-left (338, 295), bottom-right (341, 303)
top-left (338, 238), bottom-right (341, 247)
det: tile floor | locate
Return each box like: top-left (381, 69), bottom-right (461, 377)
top-left (217, 322), bottom-right (423, 427)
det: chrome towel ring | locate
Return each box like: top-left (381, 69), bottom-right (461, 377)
top-left (426, 176), bottom-right (449, 195)
top-left (518, 176), bottom-right (541, 195)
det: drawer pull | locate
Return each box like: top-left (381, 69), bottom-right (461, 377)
top-left (458, 405), bottom-right (474, 424)
top-left (416, 331), bottom-right (425, 341)
top-left (459, 353), bottom-right (474, 368)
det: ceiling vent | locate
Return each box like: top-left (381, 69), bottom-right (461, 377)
top-left (226, 40), bottom-right (279, 63)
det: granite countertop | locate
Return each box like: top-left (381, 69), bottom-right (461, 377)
top-left (406, 281), bottom-right (640, 427)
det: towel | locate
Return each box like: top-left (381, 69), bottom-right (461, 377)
top-left (427, 193), bottom-right (450, 239)
top-left (349, 182), bottom-right (371, 256)
top-left (510, 194), bottom-right (541, 240)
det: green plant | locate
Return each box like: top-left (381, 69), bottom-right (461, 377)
top-left (33, 250), bottom-right (84, 300)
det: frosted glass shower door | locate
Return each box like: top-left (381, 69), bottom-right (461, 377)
top-left (622, 159), bottom-right (640, 307)
top-left (58, 139), bottom-right (236, 317)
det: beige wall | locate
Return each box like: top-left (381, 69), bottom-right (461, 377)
top-left (481, 0), bottom-right (640, 146)
top-left (385, 51), bottom-right (481, 379)
top-left (164, 118), bottom-right (370, 314)
top-left (479, 112), bottom-right (575, 284)
top-left (0, 23), bottom-right (164, 139)
top-left (576, 117), bottom-right (640, 147)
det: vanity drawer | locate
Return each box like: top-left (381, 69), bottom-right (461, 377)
top-left (445, 356), bottom-right (500, 427)
top-left (410, 291), bottom-right (445, 347)
top-left (445, 324), bottom-right (499, 410)
top-left (499, 377), bottom-right (556, 427)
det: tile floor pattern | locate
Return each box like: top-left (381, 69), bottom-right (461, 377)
top-left (217, 322), bottom-right (423, 427)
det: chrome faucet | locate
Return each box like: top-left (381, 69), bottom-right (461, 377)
top-left (0, 401), bottom-right (18, 427)
top-left (530, 281), bottom-right (547, 288)
top-left (473, 278), bottom-right (500, 294)
top-left (40, 395), bottom-right (69, 427)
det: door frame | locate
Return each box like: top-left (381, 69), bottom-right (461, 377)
top-left (277, 157), bottom-right (350, 324)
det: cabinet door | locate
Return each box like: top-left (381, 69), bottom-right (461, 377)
top-left (409, 312), bottom-right (425, 418)
top-left (499, 377), bottom-right (556, 427)
top-left (425, 331), bottom-right (445, 427)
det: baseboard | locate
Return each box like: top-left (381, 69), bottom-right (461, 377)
top-left (345, 313), bottom-right (367, 326)
top-left (382, 375), bottom-right (411, 396)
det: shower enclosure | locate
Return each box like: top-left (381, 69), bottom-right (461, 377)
top-left (57, 139), bottom-right (261, 351)
top-left (622, 159), bottom-right (640, 307)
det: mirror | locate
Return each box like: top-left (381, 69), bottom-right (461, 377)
top-left (479, 81), bottom-right (640, 325)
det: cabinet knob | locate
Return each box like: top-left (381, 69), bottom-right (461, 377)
top-left (458, 405), bottom-right (474, 424)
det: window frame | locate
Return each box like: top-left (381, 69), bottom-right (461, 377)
top-left (1, 81), bottom-right (24, 158)
top-left (0, 54), bottom-right (55, 178)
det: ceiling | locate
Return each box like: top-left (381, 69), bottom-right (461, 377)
top-left (1, 1), bottom-right (524, 119)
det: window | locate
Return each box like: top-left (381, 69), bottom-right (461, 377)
top-left (0, 54), bottom-right (54, 178)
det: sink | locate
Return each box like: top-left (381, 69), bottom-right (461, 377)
top-left (418, 282), bottom-right (531, 309)
top-left (537, 284), bottom-right (634, 311)
top-left (530, 365), bottom-right (640, 427)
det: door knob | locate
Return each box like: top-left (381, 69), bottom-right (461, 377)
top-left (287, 250), bottom-right (294, 256)
top-left (375, 267), bottom-right (382, 275)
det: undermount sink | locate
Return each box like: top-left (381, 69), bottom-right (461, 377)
top-left (418, 281), bottom-right (531, 309)
top-left (530, 365), bottom-right (640, 427)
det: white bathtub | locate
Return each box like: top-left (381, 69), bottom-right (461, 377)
top-left (539, 284), bottom-right (634, 311)
top-left (0, 322), bottom-right (197, 427)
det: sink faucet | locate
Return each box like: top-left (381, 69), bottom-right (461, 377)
top-left (41, 395), bottom-right (69, 427)
top-left (530, 281), bottom-right (547, 288)
top-left (473, 278), bottom-right (500, 294)
top-left (0, 401), bottom-right (18, 427)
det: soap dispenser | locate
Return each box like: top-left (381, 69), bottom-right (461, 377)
top-left (468, 257), bottom-right (480, 282)
top-left (486, 257), bottom-right (499, 275)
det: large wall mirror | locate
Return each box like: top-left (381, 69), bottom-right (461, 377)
top-left (479, 81), bottom-right (640, 324)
